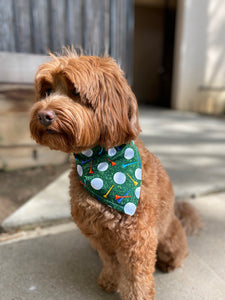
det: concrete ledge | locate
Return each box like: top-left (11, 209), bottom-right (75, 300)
top-left (0, 52), bottom-right (50, 83)
top-left (1, 170), bottom-right (71, 232)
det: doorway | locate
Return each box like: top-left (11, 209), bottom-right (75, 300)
top-left (133, 0), bottom-right (177, 107)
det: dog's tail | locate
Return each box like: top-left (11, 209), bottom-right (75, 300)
top-left (175, 201), bottom-right (203, 235)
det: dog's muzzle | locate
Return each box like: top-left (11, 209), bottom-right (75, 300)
top-left (37, 109), bottom-right (56, 127)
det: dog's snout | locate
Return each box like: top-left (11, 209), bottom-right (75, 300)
top-left (37, 110), bottom-right (56, 127)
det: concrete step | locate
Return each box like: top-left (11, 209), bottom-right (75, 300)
top-left (1, 170), bottom-right (71, 232)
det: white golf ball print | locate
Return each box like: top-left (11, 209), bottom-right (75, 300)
top-left (124, 202), bottom-right (137, 216)
top-left (135, 187), bottom-right (141, 199)
top-left (91, 178), bottom-right (103, 190)
top-left (97, 162), bottom-right (109, 172)
top-left (77, 165), bottom-right (83, 177)
top-left (124, 148), bottom-right (134, 160)
top-left (108, 148), bottom-right (117, 156)
top-left (135, 168), bottom-right (142, 180)
top-left (113, 172), bottom-right (126, 184)
top-left (82, 149), bottom-right (93, 157)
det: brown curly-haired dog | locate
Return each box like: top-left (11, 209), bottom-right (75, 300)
top-left (30, 50), bottom-right (201, 299)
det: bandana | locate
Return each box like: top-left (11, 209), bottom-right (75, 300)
top-left (75, 141), bottom-right (142, 216)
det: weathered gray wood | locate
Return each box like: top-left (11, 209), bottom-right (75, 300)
top-left (83, 0), bottom-right (101, 55)
top-left (126, 0), bottom-right (134, 84)
top-left (30, 0), bottom-right (49, 54)
top-left (0, 0), bottom-right (16, 52)
top-left (66, 0), bottom-right (82, 47)
top-left (13, 0), bottom-right (32, 53)
top-left (0, 0), bottom-right (134, 82)
top-left (109, 0), bottom-right (133, 83)
top-left (118, 0), bottom-right (128, 73)
top-left (49, 0), bottom-right (66, 52)
top-left (109, 0), bottom-right (116, 58)
top-left (101, 0), bottom-right (110, 55)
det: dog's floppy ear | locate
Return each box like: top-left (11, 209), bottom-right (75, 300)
top-left (96, 58), bottom-right (141, 149)
top-left (34, 63), bottom-right (55, 101)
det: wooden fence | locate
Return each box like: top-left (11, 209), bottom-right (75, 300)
top-left (0, 0), bottom-right (134, 82)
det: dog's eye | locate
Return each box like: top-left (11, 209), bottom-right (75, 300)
top-left (72, 88), bottom-right (80, 97)
top-left (46, 89), bottom-right (53, 96)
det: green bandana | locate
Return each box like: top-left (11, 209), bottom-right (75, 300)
top-left (75, 141), bottom-right (142, 216)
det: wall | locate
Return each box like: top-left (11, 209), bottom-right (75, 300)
top-left (173, 0), bottom-right (225, 114)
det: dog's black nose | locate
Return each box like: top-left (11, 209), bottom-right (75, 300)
top-left (37, 110), bottom-right (56, 127)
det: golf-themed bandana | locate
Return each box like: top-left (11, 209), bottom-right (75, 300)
top-left (75, 141), bottom-right (142, 216)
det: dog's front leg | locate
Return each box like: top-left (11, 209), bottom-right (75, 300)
top-left (89, 238), bottom-right (120, 294)
top-left (117, 232), bottom-right (157, 300)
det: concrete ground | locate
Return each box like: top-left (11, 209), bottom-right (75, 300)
top-left (0, 193), bottom-right (225, 300)
top-left (139, 108), bottom-right (225, 198)
top-left (1, 108), bottom-right (225, 299)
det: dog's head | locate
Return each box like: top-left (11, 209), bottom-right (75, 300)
top-left (30, 50), bottom-right (141, 153)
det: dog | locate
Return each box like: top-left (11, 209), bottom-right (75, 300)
top-left (30, 49), bottom-right (201, 299)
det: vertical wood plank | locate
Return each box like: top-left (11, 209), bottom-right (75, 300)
top-left (118, 0), bottom-right (128, 73)
top-left (110, 0), bottom-right (126, 63)
top-left (12, 0), bottom-right (32, 53)
top-left (101, 0), bottom-right (110, 55)
top-left (110, 0), bottom-right (133, 83)
top-left (30, 0), bottom-right (49, 54)
top-left (0, 0), bottom-right (16, 52)
top-left (118, 0), bottom-right (132, 77)
top-left (83, 0), bottom-right (101, 55)
top-left (109, 0), bottom-right (116, 58)
top-left (49, 0), bottom-right (66, 52)
top-left (66, 0), bottom-right (82, 48)
top-left (0, 0), bottom-right (133, 83)
top-left (126, 0), bottom-right (134, 84)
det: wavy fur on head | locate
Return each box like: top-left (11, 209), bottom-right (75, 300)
top-left (30, 50), bottom-right (201, 300)
top-left (30, 49), bottom-right (140, 152)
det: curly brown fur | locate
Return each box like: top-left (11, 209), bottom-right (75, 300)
top-left (30, 49), bottom-right (201, 299)
top-left (175, 201), bottom-right (203, 235)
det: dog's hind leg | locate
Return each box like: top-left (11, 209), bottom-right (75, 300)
top-left (156, 216), bottom-right (188, 272)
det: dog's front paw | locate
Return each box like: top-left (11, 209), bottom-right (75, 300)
top-left (97, 269), bottom-right (118, 293)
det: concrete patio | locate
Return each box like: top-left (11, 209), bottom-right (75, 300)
top-left (1, 192), bottom-right (225, 300)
